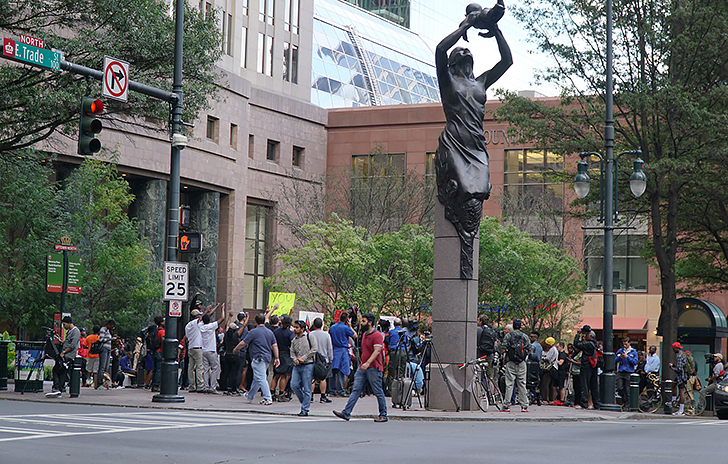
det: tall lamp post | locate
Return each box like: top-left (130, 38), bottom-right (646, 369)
top-left (574, 151), bottom-right (646, 411)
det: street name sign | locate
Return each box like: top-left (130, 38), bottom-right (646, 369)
top-left (3, 37), bottom-right (60, 71)
top-left (164, 261), bottom-right (189, 301)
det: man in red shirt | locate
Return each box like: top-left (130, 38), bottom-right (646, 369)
top-left (333, 313), bottom-right (388, 422)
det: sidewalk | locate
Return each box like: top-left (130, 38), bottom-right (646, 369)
top-left (0, 380), bottom-right (696, 422)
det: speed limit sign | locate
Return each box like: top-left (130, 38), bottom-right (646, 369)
top-left (164, 261), bottom-right (189, 301)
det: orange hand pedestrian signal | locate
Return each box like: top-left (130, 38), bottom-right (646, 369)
top-left (178, 232), bottom-right (202, 253)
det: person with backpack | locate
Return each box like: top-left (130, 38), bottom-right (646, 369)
top-left (668, 341), bottom-right (688, 415)
top-left (615, 337), bottom-right (638, 410)
top-left (476, 315), bottom-right (498, 381)
top-left (574, 326), bottom-right (602, 410)
top-left (500, 319), bottom-right (531, 412)
top-left (146, 316), bottom-right (165, 392)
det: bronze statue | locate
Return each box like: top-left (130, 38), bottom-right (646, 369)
top-left (435, 1), bottom-right (512, 279)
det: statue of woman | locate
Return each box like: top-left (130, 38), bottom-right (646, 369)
top-left (435, 7), bottom-right (512, 279)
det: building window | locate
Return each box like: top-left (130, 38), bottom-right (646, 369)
top-left (200, 1), bottom-right (212, 18)
top-left (242, 0), bottom-right (248, 15)
top-left (259, 0), bottom-right (274, 25)
top-left (230, 123), bottom-right (238, 150)
top-left (266, 139), bottom-right (280, 162)
top-left (248, 134), bottom-right (255, 159)
top-left (241, 26), bottom-right (248, 68)
top-left (503, 148), bottom-right (564, 214)
top-left (244, 203), bottom-right (272, 311)
top-left (351, 153), bottom-right (405, 180)
top-left (584, 233), bottom-right (649, 292)
top-left (225, 13), bottom-right (233, 56)
top-left (283, 42), bottom-right (298, 83)
top-left (206, 115), bottom-right (220, 143)
top-left (284, 0), bottom-right (299, 34)
top-left (425, 152), bottom-right (436, 181)
top-left (292, 146), bottom-right (304, 168)
top-left (257, 33), bottom-right (273, 76)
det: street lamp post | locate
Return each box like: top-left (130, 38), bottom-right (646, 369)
top-left (574, 150), bottom-right (646, 411)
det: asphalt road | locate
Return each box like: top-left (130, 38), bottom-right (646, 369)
top-left (0, 401), bottom-right (725, 464)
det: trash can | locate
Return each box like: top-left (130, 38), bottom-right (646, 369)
top-left (14, 341), bottom-right (46, 393)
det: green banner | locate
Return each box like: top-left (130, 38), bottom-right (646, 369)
top-left (67, 256), bottom-right (82, 294)
top-left (46, 253), bottom-right (63, 293)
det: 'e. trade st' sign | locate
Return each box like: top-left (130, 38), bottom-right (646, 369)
top-left (3, 37), bottom-right (60, 71)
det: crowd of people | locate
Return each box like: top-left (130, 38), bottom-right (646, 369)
top-left (44, 305), bottom-right (726, 419)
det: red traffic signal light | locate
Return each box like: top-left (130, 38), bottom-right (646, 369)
top-left (178, 232), bottom-right (202, 253)
top-left (78, 97), bottom-right (103, 155)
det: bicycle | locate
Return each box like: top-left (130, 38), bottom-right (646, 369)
top-left (638, 373), bottom-right (706, 415)
top-left (458, 354), bottom-right (503, 412)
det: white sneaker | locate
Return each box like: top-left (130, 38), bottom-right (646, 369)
top-left (672, 410), bottom-right (684, 416)
top-left (45, 391), bottom-right (62, 398)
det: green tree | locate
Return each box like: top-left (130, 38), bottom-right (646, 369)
top-left (268, 214), bottom-right (371, 317)
top-left (478, 217), bottom-right (584, 335)
top-left (59, 157), bottom-right (162, 334)
top-left (267, 216), bottom-right (434, 321)
top-left (0, 0), bottom-right (222, 153)
top-left (0, 151), bottom-right (60, 333)
top-left (496, 0), bottom-right (728, 367)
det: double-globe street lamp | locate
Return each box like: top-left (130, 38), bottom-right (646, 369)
top-left (574, 150), bottom-right (647, 410)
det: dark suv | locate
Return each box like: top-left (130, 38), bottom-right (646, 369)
top-left (713, 377), bottom-right (728, 419)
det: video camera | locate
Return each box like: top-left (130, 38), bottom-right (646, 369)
top-left (705, 353), bottom-right (716, 367)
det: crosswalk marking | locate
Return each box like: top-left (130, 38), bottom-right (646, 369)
top-left (0, 411), bottom-right (337, 443)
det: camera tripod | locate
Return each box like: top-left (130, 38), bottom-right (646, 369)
top-left (17, 328), bottom-right (56, 395)
top-left (420, 336), bottom-right (461, 412)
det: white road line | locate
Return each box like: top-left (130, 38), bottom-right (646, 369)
top-left (0, 414), bottom-right (337, 443)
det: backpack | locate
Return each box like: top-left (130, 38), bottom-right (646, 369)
top-left (684, 351), bottom-right (696, 376)
top-left (507, 332), bottom-right (528, 363)
top-left (589, 348), bottom-right (604, 369)
top-left (146, 325), bottom-right (160, 352)
top-left (89, 338), bottom-right (102, 355)
top-left (478, 325), bottom-right (497, 356)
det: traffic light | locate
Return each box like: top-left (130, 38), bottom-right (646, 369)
top-left (178, 232), bottom-right (202, 253)
top-left (78, 97), bottom-right (103, 155)
top-left (179, 205), bottom-right (191, 230)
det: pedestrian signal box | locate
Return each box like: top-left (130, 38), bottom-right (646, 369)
top-left (178, 232), bottom-right (202, 253)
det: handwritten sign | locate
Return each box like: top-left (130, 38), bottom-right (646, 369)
top-left (298, 311), bottom-right (324, 327)
top-left (269, 292), bottom-right (296, 316)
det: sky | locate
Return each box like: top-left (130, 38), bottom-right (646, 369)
top-left (407, 0), bottom-right (561, 97)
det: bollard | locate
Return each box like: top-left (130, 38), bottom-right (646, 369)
top-left (629, 373), bottom-right (640, 411)
top-left (69, 357), bottom-right (82, 398)
top-left (662, 379), bottom-right (673, 414)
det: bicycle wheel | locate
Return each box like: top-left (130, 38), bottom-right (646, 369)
top-left (489, 378), bottom-right (503, 410)
top-left (471, 377), bottom-right (489, 412)
top-left (685, 390), bottom-right (706, 416)
top-left (638, 389), bottom-right (662, 414)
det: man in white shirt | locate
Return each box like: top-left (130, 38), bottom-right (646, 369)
top-left (184, 308), bottom-right (204, 393)
top-left (200, 303), bottom-right (229, 393)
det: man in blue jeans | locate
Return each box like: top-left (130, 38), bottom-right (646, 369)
top-left (290, 320), bottom-right (318, 416)
top-left (334, 313), bottom-right (388, 422)
top-left (234, 313), bottom-right (279, 405)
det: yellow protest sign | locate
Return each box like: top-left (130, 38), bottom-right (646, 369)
top-left (269, 292), bottom-right (296, 316)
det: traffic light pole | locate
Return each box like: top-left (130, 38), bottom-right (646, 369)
top-left (153, 0), bottom-right (186, 403)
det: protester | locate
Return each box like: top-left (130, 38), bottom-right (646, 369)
top-left (234, 313), bottom-right (280, 405)
top-left (329, 312), bottom-right (356, 396)
top-left (271, 315), bottom-right (295, 402)
top-left (185, 308), bottom-right (204, 393)
top-left (500, 319), bottom-right (531, 412)
top-left (220, 313), bottom-right (246, 395)
top-left (200, 303), bottom-right (228, 393)
top-left (290, 320), bottom-right (318, 416)
top-left (308, 317), bottom-right (333, 403)
top-left (333, 313), bottom-right (388, 422)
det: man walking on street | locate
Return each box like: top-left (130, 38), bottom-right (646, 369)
top-left (47, 316), bottom-right (80, 397)
top-left (500, 319), bottom-right (531, 412)
top-left (615, 337), bottom-right (638, 410)
top-left (290, 320), bottom-right (318, 416)
top-left (309, 317), bottom-right (333, 403)
top-left (334, 313), bottom-right (388, 422)
top-left (234, 313), bottom-right (280, 405)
